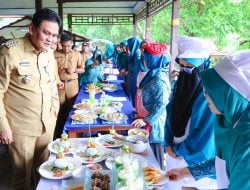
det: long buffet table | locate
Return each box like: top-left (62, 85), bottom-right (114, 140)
top-left (37, 138), bottom-right (217, 190)
top-left (64, 80), bottom-right (135, 138)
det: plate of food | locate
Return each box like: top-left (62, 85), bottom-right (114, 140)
top-left (108, 101), bottom-right (123, 108)
top-left (92, 105), bottom-right (119, 115)
top-left (39, 153), bottom-right (81, 180)
top-left (99, 112), bottom-right (127, 122)
top-left (48, 134), bottom-right (82, 154)
top-left (128, 128), bottom-right (149, 138)
top-left (85, 83), bottom-right (103, 94)
top-left (96, 134), bottom-right (123, 148)
top-left (102, 84), bottom-right (117, 92)
top-left (143, 166), bottom-right (168, 186)
top-left (73, 139), bottom-right (109, 164)
top-left (73, 102), bottom-right (92, 110)
top-left (71, 112), bottom-right (98, 122)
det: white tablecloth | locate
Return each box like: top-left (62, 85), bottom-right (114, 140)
top-left (36, 138), bottom-right (217, 190)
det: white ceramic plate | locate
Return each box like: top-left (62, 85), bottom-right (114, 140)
top-left (72, 166), bottom-right (86, 179)
top-left (96, 134), bottom-right (123, 148)
top-left (38, 158), bottom-right (81, 180)
top-left (48, 139), bottom-right (82, 154)
top-left (73, 147), bottom-right (109, 164)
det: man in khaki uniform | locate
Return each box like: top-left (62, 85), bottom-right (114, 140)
top-left (80, 42), bottom-right (93, 65)
top-left (0, 9), bottom-right (61, 190)
top-left (54, 34), bottom-right (84, 138)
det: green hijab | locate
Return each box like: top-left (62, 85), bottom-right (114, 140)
top-left (200, 68), bottom-right (250, 190)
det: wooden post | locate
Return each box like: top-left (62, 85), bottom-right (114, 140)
top-left (133, 14), bottom-right (137, 36)
top-left (145, 2), bottom-right (151, 39)
top-left (35, 0), bottom-right (43, 12)
top-left (170, 0), bottom-right (180, 72)
top-left (58, 0), bottom-right (64, 34)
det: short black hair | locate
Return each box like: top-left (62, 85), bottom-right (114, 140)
top-left (60, 33), bottom-right (72, 42)
top-left (32, 8), bottom-right (61, 28)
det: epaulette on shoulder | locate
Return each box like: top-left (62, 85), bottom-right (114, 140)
top-left (2, 40), bottom-right (18, 49)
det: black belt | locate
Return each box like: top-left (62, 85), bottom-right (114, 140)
top-left (61, 79), bottom-right (76, 83)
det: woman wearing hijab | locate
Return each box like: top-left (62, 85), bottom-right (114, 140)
top-left (163, 36), bottom-right (216, 165)
top-left (78, 49), bottom-right (103, 86)
top-left (126, 37), bottom-right (143, 107)
top-left (132, 41), bottom-right (171, 169)
top-left (166, 50), bottom-right (250, 190)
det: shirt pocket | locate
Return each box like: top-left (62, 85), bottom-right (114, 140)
top-left (17, 67), bottom-right (36, 87)
top-left (44, 65), bottom-right (56, 82)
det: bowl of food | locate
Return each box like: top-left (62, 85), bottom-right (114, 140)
top-left (126, 135), bottom-right (148, 154)
top-left (128, 128), bottom-right (149, 138)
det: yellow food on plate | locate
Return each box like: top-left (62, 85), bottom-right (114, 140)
top-left (67, 184), bottom-right (84, 190)
top-left (143, 167), bottom-right (163, 184)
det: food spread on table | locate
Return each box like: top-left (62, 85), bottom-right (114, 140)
top-left (43, 81), bottom-right (166, 187)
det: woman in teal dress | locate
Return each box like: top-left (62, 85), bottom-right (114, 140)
top-left (163, 36), bottom-right (216, 165)
top-left (132, 43), bottom-right (171, 169)
top-left (166, 50), bottom-right (250, 190)
top-left (78, 49), bottom-right (103, 86)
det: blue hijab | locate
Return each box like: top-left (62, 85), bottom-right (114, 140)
top-left (126, 37), bottom-right (142, 106)
top-left (127, 37), bottom-right (142, 58)
top-left (139, 51), bottom-right (170, 88)
top-left (104, 43), bottom-right (114, 59)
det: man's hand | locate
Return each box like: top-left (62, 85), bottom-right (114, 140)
top-left (66, 67), bottom-right (76, 74)
top-left (131, 119), bottom-right (146, 128)
top-left (0, 128), bottom-right (13, 144)
top-left (57, 81), bottom-right (64, 89)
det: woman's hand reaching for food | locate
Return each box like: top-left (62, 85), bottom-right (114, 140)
top-left (132, 119), bottom-right (146, 128)
top-left (166, 167), bottom-right (192, 181)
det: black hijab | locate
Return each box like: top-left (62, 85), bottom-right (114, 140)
top-left (170, 58), bottom-right (210, 137)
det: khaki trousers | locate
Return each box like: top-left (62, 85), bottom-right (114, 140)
top-left (9, 128), bottom-right (54, 190)
top-left (58, 79), bottom-right (79, 105)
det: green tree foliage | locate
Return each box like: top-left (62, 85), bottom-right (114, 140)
top-left (66, 0), bottom-right (249, 51)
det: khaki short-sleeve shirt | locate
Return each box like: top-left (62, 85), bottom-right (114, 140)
top-left (0, 36), bottom-right (59, 136)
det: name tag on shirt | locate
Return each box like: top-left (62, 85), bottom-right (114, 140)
top-left (19, 59), bottom-right (30, 67)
